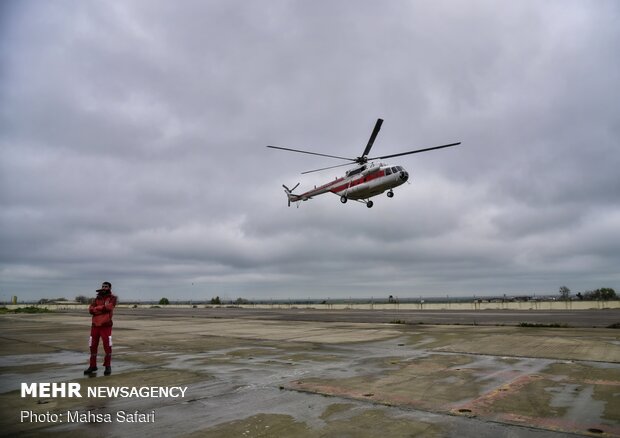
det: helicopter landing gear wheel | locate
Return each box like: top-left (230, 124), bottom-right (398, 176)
top-left (366, 200), bottom-right (374, 208)
top-left (387, 190), bottom-right (394, 198)
top-left (340, 196), bottom-right (348, 204)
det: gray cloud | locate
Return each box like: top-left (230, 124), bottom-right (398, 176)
top-left (1, 0), bottom-right (619, 301)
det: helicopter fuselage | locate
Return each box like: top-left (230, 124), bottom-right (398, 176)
top-left (288, 162), bottom-right (409, 204)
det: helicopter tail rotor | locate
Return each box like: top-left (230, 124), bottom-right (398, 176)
top-left (282, 183), bottom-right (300, 207)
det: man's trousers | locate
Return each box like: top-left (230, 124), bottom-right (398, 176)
top-left (89, 325), bottom-right (112, 367)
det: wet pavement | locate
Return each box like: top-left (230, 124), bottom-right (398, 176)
top-left (1, 310), bottom-right (619, 437)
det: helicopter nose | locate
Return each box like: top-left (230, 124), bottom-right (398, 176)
top-left (400, 170), bottom-right (409, 182)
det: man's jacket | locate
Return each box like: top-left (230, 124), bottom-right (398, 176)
top-left (89, 292), bottom-right (117, 327)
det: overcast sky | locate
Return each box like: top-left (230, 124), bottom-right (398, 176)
top-left (1, 0), bottom-right (619, 302)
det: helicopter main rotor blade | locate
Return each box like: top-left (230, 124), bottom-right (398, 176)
top-left (370, 142), bottom-right (461, 160)
top-left (301, 162), bottom-right (354, 174)
top-left (267, 145), bottom-right (355, 162)
top-left (361, 118), bottom-right (383, 159)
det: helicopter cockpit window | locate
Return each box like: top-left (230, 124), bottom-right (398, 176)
top-left (385, 167), bottom-right (392, 175)
top-left (391, 167), bottom-right (398, 173)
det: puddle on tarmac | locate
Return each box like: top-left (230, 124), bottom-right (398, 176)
top-left (451, 355), bottom-right (554, 395)
top-left (0, 351), bottom-right (134, 393)
top-left (547, 384), bottom-right (607, 424)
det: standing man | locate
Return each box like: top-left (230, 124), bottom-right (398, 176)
top-left (84, 281), bottom-right (117, 376)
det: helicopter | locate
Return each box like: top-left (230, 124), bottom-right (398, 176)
top-left (267, 118), bottom-right (460, 208)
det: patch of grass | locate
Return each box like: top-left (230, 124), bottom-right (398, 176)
top-left (388, 319), bottom-right (423, 325)
top-left (0, 306), bottom-right (52, 314)
top-left (518, 322), bottom-right (570, 328)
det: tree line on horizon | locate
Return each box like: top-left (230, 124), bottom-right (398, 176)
top-left (558, 286), bottom-right (616, 301)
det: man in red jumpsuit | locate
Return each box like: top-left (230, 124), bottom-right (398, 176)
top-left (84, 282), bottom-right (117, 376)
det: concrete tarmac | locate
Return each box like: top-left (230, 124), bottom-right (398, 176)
top-left (1, 308), bottom-right (619, 437)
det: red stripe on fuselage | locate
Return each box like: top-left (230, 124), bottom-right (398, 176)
top-left (295, 169), bottom-right (387, 200)
top-left (329, 170), bottom-right (386, 194)
top-left (297, 176), bottom-right (346, 199)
